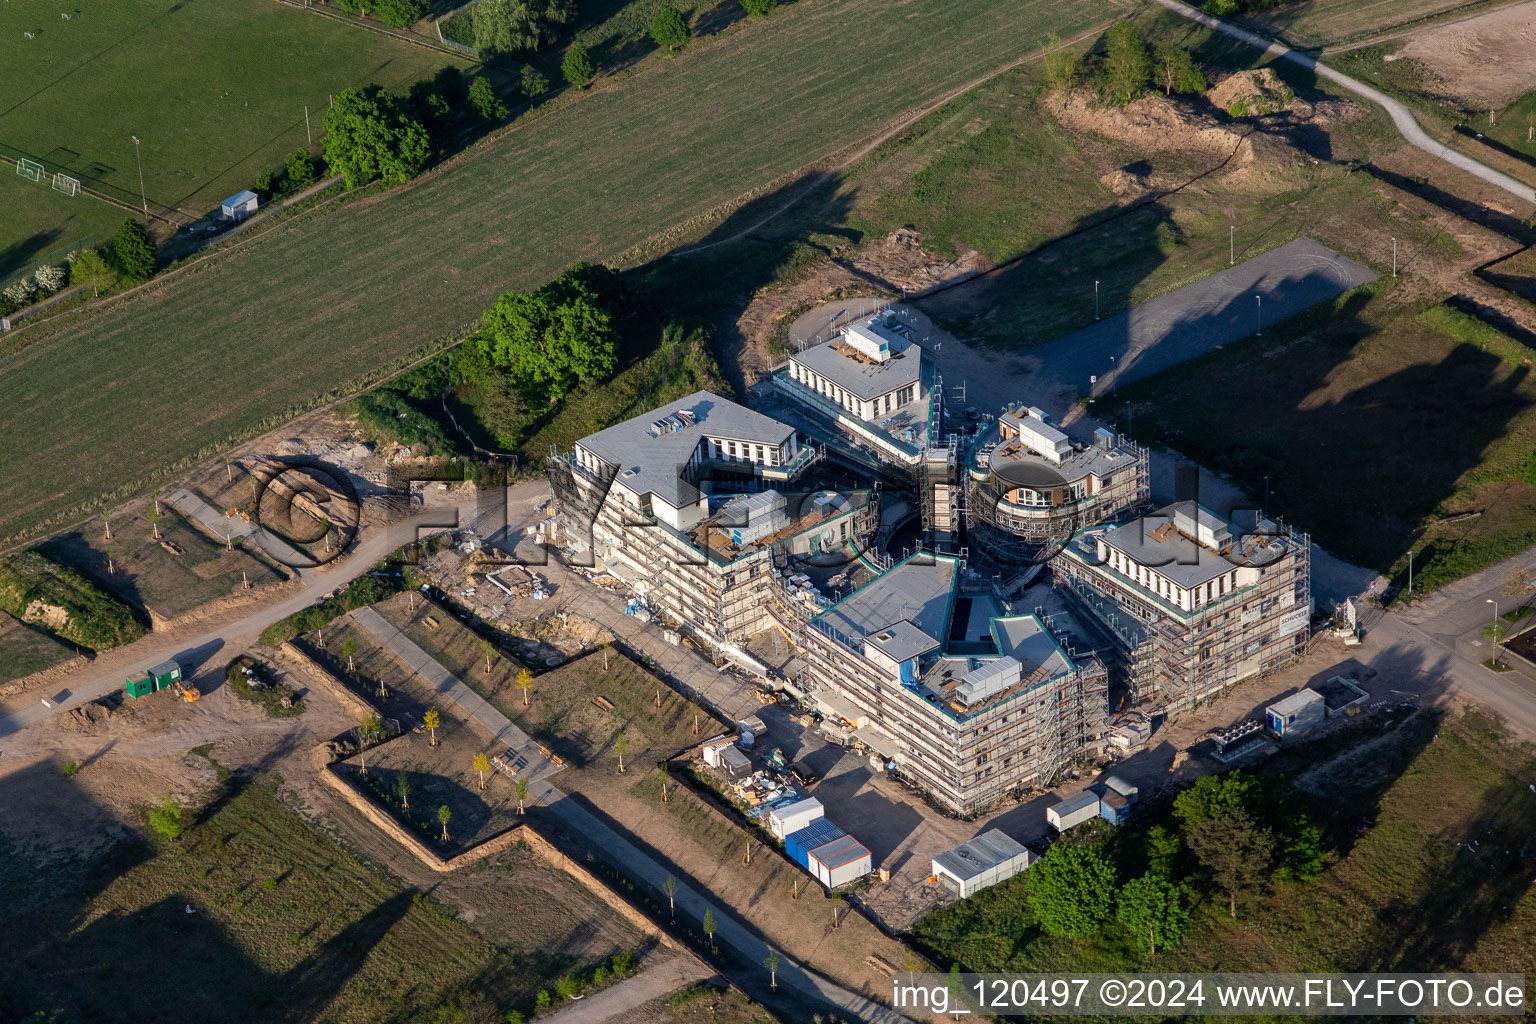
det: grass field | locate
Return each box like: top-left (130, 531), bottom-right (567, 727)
top-left (1239, 0), bottom-right (1493, 48)
top-left (0, 170), bottom-right (128, 285)
top-left (0, 611), bottom-right (76, 684)
top-left (911, 708), bottom-right (1536, 979)
top-left (0, 759), bottom-right (637, 1024)
top-left (35, 507), bottom-right (286, 621)
top-left (0, 0), bottom-right (474, 221)
top-left (0, 0), bottom-right (1117, 544)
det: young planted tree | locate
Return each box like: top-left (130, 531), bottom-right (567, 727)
top-left (1116, 874), bottom-right (1187, 955)
top-left (701, 907), bottom-right (717, 952)
top-left (520, 66), bottom-right (549, 99)
top-left (438, 804), bottom-right (452, 843)
top-left (343, 635), bottom-right (358, 673)
top-left (764, 951), bottom-right (781, 990)
top-left (147, 500), bottom-right (163, 541)
top-left (1187, 806), bottom-right (1276, 919)
top-left (658, 760), bottom-right (669, 803)
top-left (424, 708), bottom-right (441, 746)
top-left (472, 752), bottom-right (492, 791)
top-left (614, 731), bottom-right (628, 774)
top-left (480, 638), bottom-right (496, 675)
top-left (829, 890), bottom-right (844, 929)
top-left (395, 772), bottom-right (411, 810)
top-left (662, 875), bottom-right (678, 919)
top-left (649, 7), bottom-right (689, 52)
top-left (561, 44), bottom-right (596, 89)
top-left (357, 713), bottom-right (383, 774)
top-left (70, 248), bottom-right (113, 297)
top-left (516, 667), bottom-right (534, 706)
top-left (515, 776), bottom-right (529, 814)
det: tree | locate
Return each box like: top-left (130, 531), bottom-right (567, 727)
top-left (343, 635), bottom-right (358, 673)
top-left (701, 906), bottom-right (717, 951)
top-left (468, 77), bottom-right (508, 121)
top-left (424, 708), bottom-right (441, 746)
top-left (561, 44), bottom-right (596, 89)
top-left (357, 713), bottom-right (383, 774)
top-left (1275, 812), bottom-right (1325, 882)
top-left (147, 501), bottom-right (163, 541)
top-left (395, 772), bottom-right (411, 809)
top-left (373, 0), bottom-right (428, 28)
top-left (829, 890), bottom-right (844, 928)
top-left (764, 951), bottom-right (781, 990)
top-left (472, 0), bottom-right (571, 53)
top-left (1027, 843), bottom-right (1116, 937)
top-left (662, 875), bottom-right (677, 919)
top-left (438, 804), bottom-right (452, 842)
top-left (107, 219), bottom-right (156, 284)
top-left (285, 148), bottom-right (318, 189)
top-left (516, 667), bottom-right (534, 706)
top-left (1043, 32), bottom-right (1079, 90)
top-left (322, 85), bottom-right (431, 189)
top-left (614, 731), bottom-right (628, 774)
top-left (1101, 22), bottom-right (1151, 105)
top-left (515, 776), bottom-right (529, 813)
top-left (465, 266), bottom-right (616, 406)
top-left (480, 638), bottom-right (496, 675)
top-left (520, 66), bottom-right (549, 99)
top-left (1203, 0), bottom-right (1239, 14)
top-left (1144, 823), bottom-right (1182, 878)
top-left (1155, 46), bottom-right (1206, 96)
top-left (1503, 565), bottom-right (1535, 599)
top-left (472, 752), bottom-right (492, 791)
top-left (1116, 874), bottom-right (1187, 955)
top-left (650, 8), bottom-right (690, 52)
top-left (741, 0), bottom-right (777, 13)
top-left (69, 248), bottom-right (113, 297)
top-left (1187, 806), bottom-right (1276, 919)
top-left (1173, 770), bottom-right (1258, 830)
top-left (148, 795), bottom-right (183, 840)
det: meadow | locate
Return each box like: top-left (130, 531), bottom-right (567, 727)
top-left (0, 0), bottom-right (473, 220)
top-left (0, 0), bottom-right (1117, 544)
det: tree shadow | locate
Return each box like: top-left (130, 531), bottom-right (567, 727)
top-left (0, 228), bottom-right (62, 283)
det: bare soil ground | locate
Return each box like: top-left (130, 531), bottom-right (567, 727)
top-left (1393, 0), bottom-right (1536, 107)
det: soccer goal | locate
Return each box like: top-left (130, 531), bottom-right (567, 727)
top-left (16, 158), bottom-right (43, 181)
top-left (52, 173), bottom-right (80, 196)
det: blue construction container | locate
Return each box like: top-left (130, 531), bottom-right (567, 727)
top-left (785, 819), bottom-right (844, 870)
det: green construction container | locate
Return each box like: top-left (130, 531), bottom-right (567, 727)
top-left (125, 675), bottom-right (155, 699)
top-left (148, 660), bottom-right (181, 692)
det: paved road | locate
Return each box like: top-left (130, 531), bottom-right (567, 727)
top-left (1149, 0), bottom-right (1536, 205)
top-left (537, 953), bottom-right (716, 1024)
top-left (167, 486), bottom-right (312, 568)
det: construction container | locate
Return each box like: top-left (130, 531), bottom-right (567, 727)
top-left (124, 675), bottom-right (155, 700)
top-left (700, 735), bottom-right (734, 768)
top-left (768, 797), bottom-right (823, 840)
top-left (807, 834), bottom-right (872, 888)
top-left (932, 829), bottom-right (1034, 898)
top-left (1099, 790), bottom-right (1133, 825)
top-left (1266, 688), bottom-right (1325, 740)
top-left (1046, 791), bottom-right (1101, 833)
top-left (718, 745), bottom-right (752, 781)
top-left (785, 819), bottom-right (845, 870)
top-left (148, 660), bottom-right (182, 691)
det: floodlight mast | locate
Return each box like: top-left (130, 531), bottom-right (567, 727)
top-left (131, 135), bottom-right (147, 219)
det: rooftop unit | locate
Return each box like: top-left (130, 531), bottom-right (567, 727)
top-left (954, 656), bottom-right (1024, 706)
top-left (1007, 407), bottom-right (1071, 464)
top-left (842, 320), bottom-right (897, 363)
top-left (1170, 502), bottom-right (1232, 550)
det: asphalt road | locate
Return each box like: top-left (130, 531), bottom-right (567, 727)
top-left (1149, 0), bottom-right (1536, 205)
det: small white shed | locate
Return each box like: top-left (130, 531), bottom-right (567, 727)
top-left (221, 189), bottom-right (259, 221)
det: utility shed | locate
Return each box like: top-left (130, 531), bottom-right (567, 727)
top-left (807, 834), bottom-right (872, 888)
top-left (1046, 790), bottom-right (1101, 833)
top-left (785, 819), bottom-right (844, 870)
top-left (220, 190), bottom-right (259, 221)
top-left (1266, 688), bottom-right (1325, 740)
top-left (932, 829), bottom-right (1034, 898)
top-left (767, 797), bottom-right (823, 840)
top-left (1099, 789), bottom-right (1133, 825)
top-left (718, 745), bottom-right (752, 781)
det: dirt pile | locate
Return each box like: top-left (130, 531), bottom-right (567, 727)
top-left (1207, 68), bottom-right (1309, 118)
top-left (1049, 89), bottom-right (1255, 161)
top-left (60, 699), bottom-right (116, 734)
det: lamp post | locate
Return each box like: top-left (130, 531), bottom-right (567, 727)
top-left (1488, 598), bottom-right (1502, 665)
top-left (131, 135), bottom-right (148, 219)
top-left (1407, 548), bottom-right (1413, 596)
top-left (1230, 223), bottom-right (1235, 265)
top-left (1263, 475), bottom-right (1269, 515)
top-left (1094, 280), bottom-right (1100, 321)
top-left (1110, 353), bottom-right (1117, 398)
top-left (1255, 294), bottom-right (1262, 336)
top-left (1392, 237), bottom-right (1397, 278)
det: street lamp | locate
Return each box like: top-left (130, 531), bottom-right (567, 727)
top-left (1230, 223), bottom-right (1235, 265)
top-left (1255, 294), bottom-right (1262, 336)
top-left (1263, 475), bottom-right (1269, 514)
top-left (1110, 353), bottom-right (1117, 398)
top-left (1094, 280), bottom-right (1101, 321)
top-left (131, 135), bottom-right (148, 219)
top-left (1488, 598), bottom-right (1502, 664)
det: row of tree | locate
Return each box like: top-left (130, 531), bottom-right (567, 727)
top-left (1045, 23), bottom-right (1208, 106)
top-left (0, 219), bottom-right (157, 317)
top-left (1024, 769), bottom-right (1325, 954)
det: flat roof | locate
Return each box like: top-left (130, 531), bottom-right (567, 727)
top-left (148, 659), bottom-right (180, 676)
top-left (577, 391), bottom-right (794, 509)
top-left (812, 553), bottom-right (957, 650)
top-left (791, 322), bottom-right (922, 401)
top-left (864, 618), bottom-right (941, 663)
top-left (989, 616), bottom-right (1073, 681)
top-left (932, 829), bottom-right (1030, 882)
top-left (787, 819), bottom-right (845, 850)
top-left (1269, 688), bottom-right (1324, 716)
top-left (1049, 790), bottom-right (1101, 816)
top-left (808, 834), bottom-right (871, 869)
top-left (1099, 502), bottom-right (1243, 591)
top-left (222, 189), bottom-right (258, 205)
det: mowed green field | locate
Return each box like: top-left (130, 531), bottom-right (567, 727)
top-left (0, 172), bottom-right (127, 284)
top-left (1240, 0), bottom-right (1489, 48)
top-left (0, 0), bottom-right (1116, 542)
top-left (0, 0), bottom-right (472, 217)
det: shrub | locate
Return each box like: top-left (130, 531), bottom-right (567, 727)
top-left (0, 550), bottom-right (148, 650)
top-left (148, 795), bottom-right (184, 840)
top-left (519, 66), bottom-right (549, 99)
top-left (534, 991), bottom-right (551, 1010)
top-left (741, 0), bottom-right (777, 13)
top-left (469, 77), bottom-right (509, 120)
top-left (63, 760), bottom-right (80, 777)
top-left (259, 572), bottom-right (401, 645)
top-left (285, 149), bottom-right (317, 188)
top-left (649, 8), bottom-right (689, 51)
top-left (254, 169), bottom-right (273, 196)
top-left (34, 264), bottom-right (66, 294)
top-left (106, 219), bottom-right (156, 284)
top-left (561, 44), bottom-right (596, 88)
top-left (611, 950), bottom-right (633, 974)
top-left (373, 0), bottom-right (428, 27)
top-left (3, 277), bottom-right (37, 308)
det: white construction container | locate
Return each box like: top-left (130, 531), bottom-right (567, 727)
top-left (768, 797), bottom-right (824, 840)
top-left (1046, 791), bottom-right (1101, 833)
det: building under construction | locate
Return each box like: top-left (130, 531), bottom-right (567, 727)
top-left (791, 552), bottom-right (1109, 815)
top-left (547, 391), bottom-right (878, 645)
top-left (1055, 501), bottom-right (1311, 712)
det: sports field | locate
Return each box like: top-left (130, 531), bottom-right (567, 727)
top-left (0, 0), bottom-right (473, 219)
top-left (0, 172), bottom-right (126, 286)
top-left (0, 0), bottom-right (1117, 543)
